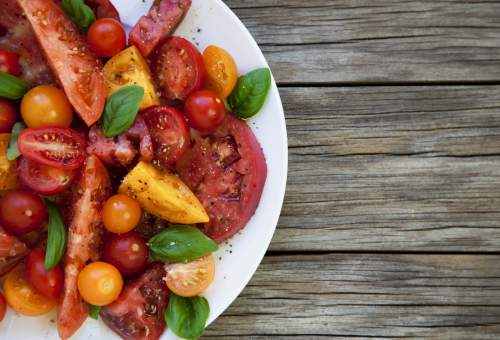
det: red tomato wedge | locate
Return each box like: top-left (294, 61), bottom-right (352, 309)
top-left (18, 127), bottom-right (87, 170)
top-left (85, 0), bottom-right (120, 20)
top-left (16, 0), bottom-right (106, 126)
top-left (101, 263), bottom-right (169, 340)
top-left (129, 0), bottom-right (191, 57)
top-left (176, 113), bottom-right (267, 242)
top-left (150, 36), bottom-right (206, 101)
top-left (0, 226), bottom-right (28, 278)
top-left (58, 155), bottom-right (111, 339)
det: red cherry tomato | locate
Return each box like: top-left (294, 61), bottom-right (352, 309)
top-left (0, 292), bottom-right (6, 322)
top-left (0, 49), bottom-right (20, 75)
top-left (87, 18), bottom-right (126, 58)
top-left (26, 249), bottom-right (64, 299)
top-left (103, 232), bottom-right (148, 277)
top-left (151, 36), bottom-right (206, 101)
top-left (184, 90), bottom-right (226, 133)
top-left (17, 157), bottom-right (77, 195)
top-left (18, 127), bottom-right (86, 170)
top-left (0, 189), bottom-right (47, 234)
top-left (0, 98), bottom-right (17, 133)
top-left (142, 105), bottom-right (190, 166)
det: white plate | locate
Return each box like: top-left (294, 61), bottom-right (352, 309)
top-left (0, 0), bottom-right (288, 339)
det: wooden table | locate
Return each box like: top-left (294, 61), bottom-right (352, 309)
top-left (207, 1), bottom-right (500, 338)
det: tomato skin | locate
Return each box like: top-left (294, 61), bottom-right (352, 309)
top-left (21, 85), bottom-right (73, 128)
top-left (17, 156), bottom-right (76, 195)
top-left (87, 18), bottom-right (126, 58)
top-left (0, 49), bottom-right (20, 75)
top-left (184, 90), bottom-right (226, 133)
top-left (102, 194), bottom-right (142, 234)
top-left (0, 292), bottom-right (6, 322)
top-left (165, 254), bottom-right (216, 297)
top-left (142, 105), bottom-right (190, 166)
top-left (151, 36), bottom-right (206, 101)
top-left (203, 45), bottom-right (238, 98)
top-left (18, 127), bottom-right (87, 170)
top-left (78, 262), bottom-right (123, 306)
top-left (26, 249), bottom-right (64, 299)
top-left (103, 232), bottom-right (148, 277)
top-left (0, 99), bottom-right (17, 133)
top-left (0, 189), bottom-right (47, 234)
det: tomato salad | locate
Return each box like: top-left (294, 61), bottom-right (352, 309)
top-left (0, 0), bottom-right (271, 339)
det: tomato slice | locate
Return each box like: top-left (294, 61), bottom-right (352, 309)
top-left (16, 0), bottom-right (106, 126)
top-left (150, 36), bottom-right (206, 101)
top-left (18, 127), bottom-right (86, 170)
top-left (0, 225), bottom-right (28, 262)
top-left (165, 254), bottom-right (215, 297)
top-left (17, 156), bottom-right (76, 195)
top-left (142, 105), bottom-right (190, 166)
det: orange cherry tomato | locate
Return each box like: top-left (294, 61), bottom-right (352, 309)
top-left (3, 268), bottom-right (56, 316)
top-left (203, 45), bottom-right (238, 98)
top-left (78, 262), bottom-right (123, 306)
top-left (102, 194), bottom-right (142, 234)
top-left (165, 254), bottom-right (216, 297)
top-left (21, 85), bottom-right (73, 128)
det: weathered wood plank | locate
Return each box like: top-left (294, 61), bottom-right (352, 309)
top-left (224, 0), bottom-right (500, 83)
top-left (206, 254), bottom-right (500, 338)
top-left (268, 86), bottom-right (500, 251)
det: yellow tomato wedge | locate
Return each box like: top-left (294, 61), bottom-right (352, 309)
top-left (0, 133), bottom-right (17, 191)
top-left (203, 45), bottom-right (238, 98)
top-left (119, 161), bottom-right (209, 224)
top-left (103, 46), bottom-right (160, 110)
top-left (165, 255), bottom-right (216, 297)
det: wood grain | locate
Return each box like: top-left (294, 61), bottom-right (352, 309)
top-left (224, 0), bottom-right (500, 84)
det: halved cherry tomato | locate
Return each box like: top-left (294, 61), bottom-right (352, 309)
top-left (87, 18), bottom-right (126, 58)
top-left (78, 262), bottom-right (123, 306)
top-left (203, 45), bottom-right (238, 98)
top-left (165, 254), bottom-right (215, 297)
top-left (103, 232), bottom-right (148, 276)
top-left (184, 90), bottom-right (226, 133)
top-left (0, 189), bottom-right (47, 234)
top-left (0, 49), bottom-right (20, 75)
top-left (142, 105), bottom-right (190, 166)
top-left (102, 194), bottom-right (142, 234)
top-left (17, 157), bottom-right (76, 195)
top-left (150, 36), bottom-right (206, 101)
top-left (0, 99), bottom-right (17, 133)
top-left (21, 85), bottom-right (73, 128)
top-left (0, 292), bottom-right (6, 322)
top-left (3, 268), bottom-right (56, 316)
top-left (18, 127), bottom-right (86, 170)
top-left (26, 249), bottom-right (64, 299)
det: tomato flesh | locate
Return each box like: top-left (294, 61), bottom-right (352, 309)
top-left (184, 90), bottom-right (226, 133)
top-left (0, 48), bottom-right (20, 75)
top-left (17, 156), bottom-right (76, 195)
top-left (0, 189), bottom-right (47, 234)
top-left (203, 45), bottom-right (238, 98)
top-left (18, 127), bottom-right (86, 170)
top-left (87, 18), bottom-right (126, 58)
top-left (26, 249), bottom-right (64, 299)
top-left (165, 254), bottom-right (215, 297)
top-left (103, 232), bottom-right (148, 277)
top-left (0, 98), bottom-right (17, 133)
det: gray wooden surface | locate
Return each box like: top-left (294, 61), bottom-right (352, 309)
top-left (208, 1), bottom-right (500, 338)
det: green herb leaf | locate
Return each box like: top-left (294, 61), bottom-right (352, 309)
top-left (6, 122), bottom-right (26, 161)
top-left (165, 294), bottom-right (210, 340)
top-left (0, 72), bottom-right (28, 100)
top-left (228, 68), bottom-right (271, 119)
top-left (147, 225), bottom-right (218, 263)
top-left (61, 0), bottom-right (96, 33)
top-left (102, 85), bottom-right (144, 138)
top-left (44, 199), bottom-right (67, 271)
top-left (88, 304), bottom-right (101, 320)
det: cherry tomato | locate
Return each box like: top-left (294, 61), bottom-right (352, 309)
top-left (3, 268), bottom-right (56, 316)
top-left (17, 157), bottom-right (76, 195)
top-left (78, 262), bottom-right (123, 306)
top-left (103, 232), bottom-right (148, 276)
top-left (0, 98), bottom-right (17, 133)
top-left (21, 85), bottom-right (73, 128)
top-left (203, 45), bottom-right (238, 98)
top-left (87, 18), bottom-right (126, 58)
top-left (0, 189), bottom-right (47, 234)
top-left (102, 194), bottom-right (142, 234)
top-left (18, 127), bottom-right (86, 170)
top-left (184, 90), bottom-right (226, 133)
top-left (26, 249), bottom-right (64, 299)
top-left (0, 49), bottom-right (20, 75)
top-left (0, 292), bottom-right (6, 322)
top-left (142, 105), bottom-right (190, 166)
top-left (165, 254), bottom-right (216, 297)
top-left (151, 37), bottom-right (206, 101)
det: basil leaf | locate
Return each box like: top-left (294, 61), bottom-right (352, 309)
top-left (44, 199), bottom-right (67, 271)
top-left (61, 0), bottom-right (96, 33)
top-left (0, 72), bottom-right (28, 100)
top-left (228, 68), bottom-right (271, 119)
top-left (6, 122), bottom-right (26, 161)
top-left (88, 304), bottom-right (101, 320)
top-left (102, 86), bottom-right (144, 138)
top-left (147, 225), bottom-right (218, 263)
top-left (165, 294), bottom-right (209, 340)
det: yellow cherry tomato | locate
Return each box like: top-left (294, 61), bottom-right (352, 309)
top-left (3, 268), bottom-right (56, 316)
top-left (203, 45), bottom-right (238, 98)
top-left (165, 254), bottom-right (216, 297)
top-left (78, 262), bottom-right (123, 306)
top-left (102, 194), bottom-right (142, 234)
top-left (21, 85), bottom-right (73, 128)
